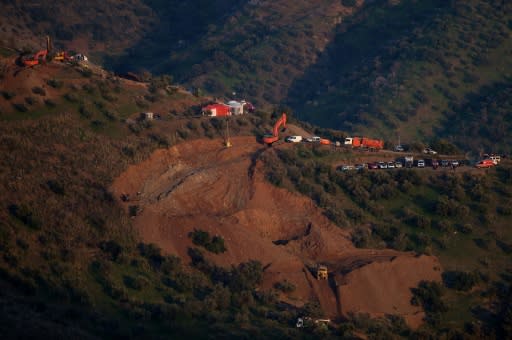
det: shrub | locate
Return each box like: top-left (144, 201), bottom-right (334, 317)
top-left (25, 96), bottom-right (37, 105)
top-left (31, 86), bottom-right (46, 96)
top-left (411, 281), bottom-right (446, 313)
top-left (129, 205), bottom-right (140, 217)
top-left (457, 223), bottom-right (473, 234)
top-left (79, 106), bottom-right (93, 119)
top-left (12, 103), bottom-right (28, 112)
top-left (342, 0), bottom-right (357, 7)
top-left (46, 79), bottom-right (63, 88)
top-left (8, 204), bottom-right (42, 230)
top-left (149, 133), bottom-right (169, 147)
top-left (1, 91), bottom-right (16, 100)
top-left (229, 260), bottom-right (262, 292)
top-left (497, 205), bottom-right (512, 216)
top-left (274, 280), bottom-right (296, 293)
top-left (177, 129), bottom-right (189, 139)
top-left (138, 243), bottom-right (165, 268)
top-left (99, 240), bottom-right (123, 261)
top-left (123, 275), bottom-right (149, 290)
top-left (187, 120), bottom-right (198, 131)
top-left (190, 229), bottom-right (210, 247)
top-left (207, 236), bottom-right (226, 254)
top-left (47, 180), bottom-right (65, 195)
top-left (442, 271), bottom-right (478, 291)
top-left (64, 92), bottom-right (79, 103)
top-left (44, 99), bottom-right (56, 107)
top-left (80, 67), bottom-right (93, 78)
top-left (189, 229), bottom-right (227, 254)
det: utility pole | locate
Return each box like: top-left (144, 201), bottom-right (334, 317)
top-left (225, 118), bottom-right (232, 148)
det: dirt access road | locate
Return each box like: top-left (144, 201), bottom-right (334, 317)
top-left (112, 136), bottom-right (441, 328)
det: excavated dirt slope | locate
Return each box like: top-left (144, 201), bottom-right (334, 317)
top-left (112, 136), bottom-right (442, 327)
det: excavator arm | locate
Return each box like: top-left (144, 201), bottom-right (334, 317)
top-left (263, 113), bottom-right (287, 145)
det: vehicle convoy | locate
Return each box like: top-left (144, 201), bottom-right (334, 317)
top-left (263, 113), bottom-right (287, 145)
top-left (344, 137), bottom-right (384, 150)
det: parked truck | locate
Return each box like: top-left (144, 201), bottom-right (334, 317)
top-left (344, 137), bottom-right (384, 150)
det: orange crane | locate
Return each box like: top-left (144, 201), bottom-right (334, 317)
top-left (263, 113), bottom-right (287, 145)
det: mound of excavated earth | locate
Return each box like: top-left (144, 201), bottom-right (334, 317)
top-left (112, 136), bottom-right (442, 328)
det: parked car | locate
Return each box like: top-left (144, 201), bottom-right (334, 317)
top-left (394, 145), bottom-right (404, 152)
top-left (395, 161), bottom-right (403, 168)
top-left (355, 164), bottom-right (366, 171)
top-left (368, 162), bottom-right (379, 169)
top-left (416, 159), bottom-right (425, 168)
top-left (450, 160), bottom-right (459, 167)
top-left (338, 165), bottom-right (355, 171)
top-left (423, 148), bottom-right (437, 155)
top-left (285, 135), bottom-right (303, 143)
top-left (475, 159), bottom-right (495, 168)
top-left (441, 160), bottom-right (450, 167)
top-left (378, 162), bottom-right (388, 169)
top-left (387, 162), bottom-right (395, 169)
top-left (432, 160), bottom-right (439, 169)
top-left (305, 136), bottom-right (321, 143)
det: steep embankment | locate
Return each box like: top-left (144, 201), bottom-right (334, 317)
top-left (112, 136), bottom-right (441, 326)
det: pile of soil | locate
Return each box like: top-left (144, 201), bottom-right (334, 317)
top-left (112, 136), bottom-right (442, 327)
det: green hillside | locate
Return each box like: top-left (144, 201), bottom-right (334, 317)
top-left (263, 144), bottom-right (512, 337)
top-left (289, 0), bottom-right (512, 153)
top-left (1, 1), bottom-right (512, 337)
top-left (3, 0), bottom-right (511, 154)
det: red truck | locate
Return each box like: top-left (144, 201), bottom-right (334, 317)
top-left (344, 137), bottom-right (384, 150)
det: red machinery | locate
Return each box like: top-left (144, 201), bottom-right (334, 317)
top-left (263, 113), bottom-right (287, 145)
top-left (21, 36), bottom-right (51, 67)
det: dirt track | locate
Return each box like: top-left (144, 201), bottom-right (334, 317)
top-left (112, 136), bottom-right (442, 328)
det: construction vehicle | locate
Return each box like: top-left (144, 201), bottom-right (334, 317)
top-left (344, 137), bottom-right (384, 150)
top-left (53, 51), bottom-right (72, 62)
top-left (263, 113), bottom-right (287, 145)
top-left (21, 36), bottom-right (51, 67)
top-left (316, 265), bottom-right (328, 280)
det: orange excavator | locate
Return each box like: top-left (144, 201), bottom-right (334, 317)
top-left (263, 113), bottom-right (287, 145)
top-left (21, 36), bottom-right (51, 67)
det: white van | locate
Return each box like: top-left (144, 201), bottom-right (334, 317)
top-left (285, 135), bottom-right (303, 143)
top-left (489, 156), bottom-right (501, 165)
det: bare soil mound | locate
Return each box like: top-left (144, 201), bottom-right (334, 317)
top-left (335, 254), bottom-right (442, 329)
top-left (112, 136), bottom-right (442, 327)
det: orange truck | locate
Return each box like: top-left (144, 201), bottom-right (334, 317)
top-left (263, 113), bottom-right (287, 145)
top-left (344, 137), bottom-right (384, 150)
